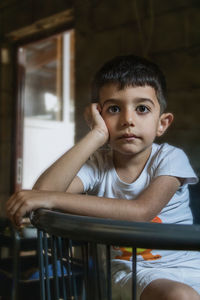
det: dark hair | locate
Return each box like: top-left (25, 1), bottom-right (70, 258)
top-left (91, 55), bottom-right (167, 113)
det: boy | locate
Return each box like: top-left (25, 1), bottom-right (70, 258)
top-left (7, 55), bottom-right (200, 300)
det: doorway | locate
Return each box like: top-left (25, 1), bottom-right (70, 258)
top-left (16, 30), bottom-right (75, 190)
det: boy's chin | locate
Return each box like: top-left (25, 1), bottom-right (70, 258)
top-left (112, 146), bottom-right (139, 156)
top-left (112, 144), bottom-right (152, 157)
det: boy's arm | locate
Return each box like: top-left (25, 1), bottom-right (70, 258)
top-left (49, 175), bottom-right (181, 222)
top-left (33, 129), bottom-right (105, 192)
top-left (33, 103), bottom-right (109, 192)
top-left (6, 127), bottom-right (101, 225)
top-left (7, 174), bottom-right (180, 226)
top-left (6, 103), bottom-right (108, 225)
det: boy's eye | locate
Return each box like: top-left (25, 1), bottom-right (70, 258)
top-left (136, 105), bottom-right (150, 114)
top-left (107, 105), bottom-right (120, 113)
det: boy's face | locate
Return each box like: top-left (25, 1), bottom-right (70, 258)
top-left (99, 83), bottom-right (171, 157)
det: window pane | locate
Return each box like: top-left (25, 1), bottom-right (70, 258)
top-left (24, 36), bottom-right (63, 121)
top-left (17, 31), bottom-right (75, 189)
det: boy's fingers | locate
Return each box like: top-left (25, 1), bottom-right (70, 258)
top-left (6, 193), bottom-right (18, 209)
top-left (97, 103), bottom-right (102, 114)
top-left (14, 213), bottom-right (23, 227)
top-left (13, 201), bottom-right (32, 226)
top-left (7, 190), bottom-right (27, 208)
top-left (6, 201), bottom-right (19, 218)
top-left (6, 190), bottom-right (52, 225)
top-left (6, 190), bottom-right (31, 222)
top-left (7, 199), bottom-right (24, 218)
top-left (91, 103), bottom-right (100, 114)
top-left (6, 191), bottom-right (25, 215)
top-left (84, 104), bottom-right (96, 129)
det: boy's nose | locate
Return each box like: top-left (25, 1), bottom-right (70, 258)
top-left (120, 110), bottom-right (135, 127)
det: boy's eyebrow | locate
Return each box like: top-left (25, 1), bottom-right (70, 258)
top-left (134, 97), bottom-right (156, 106)
top-left (101, 99), bottom-right (121, 106)
top-left (101, 97), bottom-right (156, 106)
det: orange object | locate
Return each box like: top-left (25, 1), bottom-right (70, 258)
top-left (114, 216), bottom-right (162, 261)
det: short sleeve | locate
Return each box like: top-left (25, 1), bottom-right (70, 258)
top-left (153, 144), bottom-right (198, 185)
top-left (76, 151), bottom-right (103, 192)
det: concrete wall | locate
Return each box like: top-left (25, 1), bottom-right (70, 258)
top-left (74, 0), bottom-right (200, 175)
top-left (0, 0), bottom-right (200, 214)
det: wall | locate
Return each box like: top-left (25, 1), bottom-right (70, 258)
top-left (0, 0), bottom-right (200, 214)
top-left (74, 0), bottom-right (200, 176)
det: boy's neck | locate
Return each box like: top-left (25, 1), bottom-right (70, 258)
top-left (113, 146), bottom-right (152, 184)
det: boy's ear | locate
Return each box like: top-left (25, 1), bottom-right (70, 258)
top-left (157, 113), bottom-right (174, 137)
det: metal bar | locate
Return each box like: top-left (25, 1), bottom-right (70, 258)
top-left (63, 238), bottom-right (73, 299)
top-left (106, 245), bottom-right (112, 300)
top-left (68, 240), bottom-right (78, 300)
top-left (132, 248), bottom-right (137, 300)
top-left (81, 242), bottom-right (88, 300)
top-left (88, 243), bottom-right (96, 300)
top-left (11, 230), bottom-right (20, 300)
top-left (94, 244), bottom-right (101, 300)
top-left (31, 209), bottom-right (200, 251)
top-left (83, 242), bottom-right (90, 298)
top-left (38, 230), bottom-right (46, 300)
top-left (57, 237), bottom-right (67, 300)
top-left (44, 233), bottom-right (51, 300)
top-left (88, 243), bottom-right (97, 300)
top-left (51, 236), bottom-right (60, 300)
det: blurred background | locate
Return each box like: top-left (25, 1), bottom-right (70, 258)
top-left (0, 0), bottom-right (199, 216)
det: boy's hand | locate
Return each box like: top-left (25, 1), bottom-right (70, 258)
top-left (6, 190), bottom-right (54, 227)
top-left (84, 103), bottom-right (109, 144)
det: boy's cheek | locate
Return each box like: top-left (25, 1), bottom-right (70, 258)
top-left (103, 119), bottom-right (111, 131)
top-left (100, 113), bottom-right (109, 125)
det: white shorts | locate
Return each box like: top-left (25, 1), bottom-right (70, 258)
top-left (112, 251), bottom-right (200, 300)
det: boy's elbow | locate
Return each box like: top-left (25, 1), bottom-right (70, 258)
top-left (32, 177), bottom-right (48, 191)
top-left (139, 210), bottom-right (160, 223)
top-left (128, 201), bottom-right (156, 223)
top-left (32, 182), bottom-right (42, 190)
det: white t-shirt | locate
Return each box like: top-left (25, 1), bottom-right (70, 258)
top-left (77, 143), bottom-right (198, 263)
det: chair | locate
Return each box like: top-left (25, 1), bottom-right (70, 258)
top-left (37, 231), bottom-right (84, 300)
top-left (0, 218), bottom-right (40, 300)
top-left (189, 182), bottom-right (200, 224)
top-left (31, 204), bottom-right (200, 300)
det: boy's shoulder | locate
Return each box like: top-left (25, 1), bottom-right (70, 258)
top-left (151, 142), bottom-right (190, 170)
top-left (151, 142), bottom-right (198, 184)
top-left (152, 142), bottom-right (185, 157)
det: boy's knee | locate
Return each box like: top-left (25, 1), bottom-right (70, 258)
top-left (140, 280), bottom-right (200, 300)
top-left (166, 284), bottom-right (200, 300)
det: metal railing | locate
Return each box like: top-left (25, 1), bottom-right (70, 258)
top-left (31, 208), bottom-right (200, 300)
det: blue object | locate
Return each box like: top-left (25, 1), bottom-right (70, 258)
top-left (29, 260), bottom-right (67, 280)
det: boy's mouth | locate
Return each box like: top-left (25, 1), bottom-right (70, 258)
top-left (118, 133), bottom-right (139, 140)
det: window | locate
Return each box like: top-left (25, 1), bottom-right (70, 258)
top-left (17, 30), bottom-right (75, 189)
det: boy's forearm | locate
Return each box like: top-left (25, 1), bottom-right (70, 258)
top-left (7, 176), bottom-right (180, 225)
top-left (33, 130), bottom-right (106, 192)
top-left (6, 189), bottom-right (147, 226)
top-left (52, 176), bottom-right (180, 222)
top-left (53, 192), bottom-right (149, 222)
